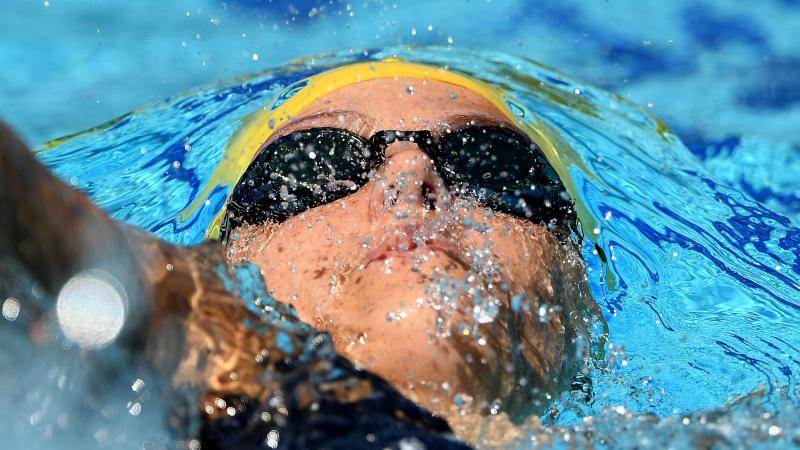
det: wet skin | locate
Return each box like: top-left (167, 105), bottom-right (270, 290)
top-left (229, 78), bottom-right (591, 416)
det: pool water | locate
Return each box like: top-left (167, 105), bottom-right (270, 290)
top-left (3, 0), bottom-right (799, 222)
top-left (16, 46), bottom-right (799, 448)
top-left (2, 1), bottom-right (800, 449)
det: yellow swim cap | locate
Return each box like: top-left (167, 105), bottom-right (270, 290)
top-left (187, 58), bottom-right (596, 241)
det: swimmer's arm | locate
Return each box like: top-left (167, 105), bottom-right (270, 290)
top-left (0, 122), bottom-right (267, 397)
top-left (0, 121), bottom-right (219, 315)
top-left (0, 122), bottom-right (146, 299)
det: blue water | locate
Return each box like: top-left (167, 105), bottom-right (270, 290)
top-left (2, 1), bottom-right (800, 448)
top-left (3, 0), bottom-right (799, 223)
top-left (26, 46), bottom-right (800, 447)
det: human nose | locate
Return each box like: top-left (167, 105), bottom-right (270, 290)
top-left (369, 141), bottom-right (447, 221)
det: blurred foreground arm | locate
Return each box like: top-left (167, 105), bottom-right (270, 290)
top-left (0, 121), bottom-right (146, 302)
top-left (0, 120), bottom-right (264, 394)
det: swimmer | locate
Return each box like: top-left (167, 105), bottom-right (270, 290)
top-left (0, 61), bottom-right (602, 443)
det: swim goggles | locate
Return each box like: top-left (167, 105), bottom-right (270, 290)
top-left (192, 59), bottom-right (597, 242)
top-left (221, 125), bottom-right (576, 240)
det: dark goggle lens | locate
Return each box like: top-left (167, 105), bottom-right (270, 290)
top-left (225, 126), bottom-right (577, 240)
top-left (227, 129), bottom-right (373, 227)
top-left (436, 127), bottom-right (575, 227)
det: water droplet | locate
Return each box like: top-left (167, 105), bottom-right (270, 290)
top-left (57, 269), bottom-right (127, 349)
top-left (511, 293), bottom-right (523, 312)
top-left (398, 437), bottom-right (425, 450)
top-left (538, 305), bottom-right (548, 322)
top-left (131, 379), bottom-right (145, 393)
top-left (266, 430), bottom-right (280, 448)
top-left (128, 402), bottom-right (141, 416)
top-left (2, 297), bottom-right (20, 321)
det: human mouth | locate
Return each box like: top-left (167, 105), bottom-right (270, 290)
top-left (363, 227), bottom-right (466, 269)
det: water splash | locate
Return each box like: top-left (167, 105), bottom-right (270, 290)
top-left (28, 47), bottom-right (800, 447)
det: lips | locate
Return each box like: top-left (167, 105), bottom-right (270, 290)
top-left (363, 225), bottom-right (466, 268)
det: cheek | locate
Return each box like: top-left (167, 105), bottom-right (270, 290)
top-left (259, 226), bottom-right (333, 302)
top-left (258, 200), bottom-right (371, 302)
top-left (462, 214), bottom-right (552, 290)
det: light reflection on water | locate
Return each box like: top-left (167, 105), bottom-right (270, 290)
top-left (5, 47), bottom-right (800, 448)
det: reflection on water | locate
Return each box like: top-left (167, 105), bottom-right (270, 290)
top-left (2, 47), bottom-right (799, 448)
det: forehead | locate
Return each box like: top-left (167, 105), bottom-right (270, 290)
top-left (295, 77), bottom-right (512, 130)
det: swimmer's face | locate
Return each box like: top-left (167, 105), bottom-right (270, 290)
top-left (230, 78), bottom-right (585, 415)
